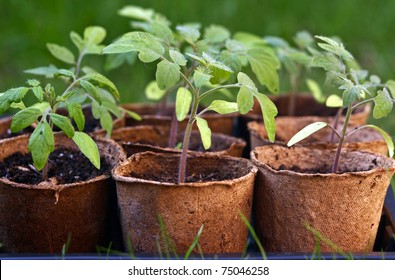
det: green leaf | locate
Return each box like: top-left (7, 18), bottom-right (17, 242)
top-left (0, 87), bottom-right (30, 112)
top-left (32, 86), bottom-right (44, 102)
top-left (247, 47), bottom-right (280, 93)
top-left (145, 80), bottom-right (166, 101)
top-left (31, 101), bottom-right (50, 113)
top-left (193, 69), bottom-right (212, 88)
top-left (67, 102), bottom-right (85, 131)
top-left (233, 32), bottom-right (264, 48)
top-left (185, 53), bottom-right (206, 65)
top-left (294, 31), bottom-right (314, 49)
top-left (306, 79), bottom-right (325, 103)
top-left (311, 53), bottom-right (343, 72)
top-left (84, 26), bottom-right (106, 46)
top-left (137, 51), bottom-right (160, 63)
top-left (10, 101), bottom-right (26, 110)
top-left (315, 36), bottom-right (354, 61)
top-left (204, 25), bottom-right (230, 43)
top-left (176, 25), bottom-right (200, 45)
top-left (24, 65), bottom-right (59, 78)
top-left (27, 79), bottom-right (40, 87)
top-left (195, 117), bottom-right (211, 149)
top-left (80, 80), bottom-right (101, 104)
top-left (237, 86), bottom-right (254, 114)
top-left (237, 72), bottom-right (258, 90)
top-left (287, 122), bottom-right (328, 147)
top-left (46, 43), bottom-right (76, 64)
top-left (264, 36), bottom-right (290, 48)
top-left (72, 131), bottom-right (100, 169)
top-left (253, 93), bottom-right (278, 142)
top-left (70, 31), bottom-right (84, 52)
top-left (169, 50), bottom-right (187, 66)
top-left (83, 72), bottom-right (120, 100)
top-left (103, 32), bottom-right (164, 58)
top-left (120, 107), bottom-right (142, 121)
top-left (101, 100), bottom-right (122, 118)
top-left (49, 113), bottom-right (75, 137)
top-left (326, 94), bottom-right (343, 107)
top-left (55, 69), bottom-right (75, 79)
top-left (205, 54), bottom-right (234, 84)
top-left (118, 5), bottom-right (154, 21)
top-left (28, 121), bottom-right (54, 171)
top-left (10, 108), bottom-right (41, 132)
top-left (92, 101), bottom-right (113, 136)
top-left (385, 80), bottom-right (395, 99)
top-left (205, 100), bottom-right (238, 114)
top-left (343, 85), bottom-right (366, 107)
top-left (364, 125), bottom-right (394, 157)
top-left (175, 87), bottom-right (192, 121)
top-left (104, 52), bottom-right (137, 71)
top-left (156, 60), bottom-right (180, 90)
top-left (373, 89), bottom-right (393, 119)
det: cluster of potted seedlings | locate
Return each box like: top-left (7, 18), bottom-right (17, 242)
top-left (0, 5), bottom-right (394, 256)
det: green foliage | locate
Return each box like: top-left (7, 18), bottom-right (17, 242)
top-left (28, 121), bottom-right (54, 171)
top-left (287, 122), bottom-right (327, 147)
top-left (195, 117), bottom-right (211, 149)
top-left (72, 131), bottom-right (101, 169)
top-left (175, 87), bottom-right (192, 121)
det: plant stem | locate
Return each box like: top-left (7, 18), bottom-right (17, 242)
top-left (168, 114), bottom-right (178, 148)
top-left (330, 108), bottom-right (343, 143)
top-left (288, 74), bottom-right (298, 116)
top-left (74, 51), bottom-right (85, 79)
top-left (331, 105), bottom-right (352, 173)
top-left (178, 93), bottom-right (199, 184)
top-left (199, 84), bottom-right (241, 101)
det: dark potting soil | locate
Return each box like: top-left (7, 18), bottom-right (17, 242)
top-left (277, 161), bottom-right (377, 174)
top-left (0, 148), bottom-right (110, 185)
top-left (129, 169), bottom-right (235, 183)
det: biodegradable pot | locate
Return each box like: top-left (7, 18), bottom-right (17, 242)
top-left (237, 94), bottom-right (371, 154)
top-left (122, 103), bottom-right (238, 135)
top-left (251, 145), bottom-right (395, 253)
top-left (248, 120), bottom-right (388, 156)
top-left (109, 125), bottom-right (246, 157)
top-left (0, 116), bottom-right (33, 141)
top-left (0, 134), bottom-right (126, 253)
top-left (112, 152), bottom-right (257, 254)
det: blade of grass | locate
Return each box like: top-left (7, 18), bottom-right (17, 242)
top-left (61, 233), bottom-right (72, 260)
top-left (158, 215), bottom-right (179, 259)
top-left (155, 237), bottom-right (164, 260)
top-left (238, 210), bottom-right (267, 260)
top-left (184, 224), bottom-right (204, 260)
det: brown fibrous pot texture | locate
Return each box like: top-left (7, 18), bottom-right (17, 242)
top-left (112, 152), bottom-right (257, 254)
top-left (251, 145), bottom-right (395, 253)
top-left (0, 134), bottom-right (126, 253)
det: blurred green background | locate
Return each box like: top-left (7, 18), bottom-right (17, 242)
top-left (1, 0), bottom-right (395, 134)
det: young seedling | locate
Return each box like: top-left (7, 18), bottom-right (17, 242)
top-left (105, 6), bottom-right (281, 148)
top-left (103, 19), bottom-right (279, 183)
top-left (264, 31), bottom-right (316, 115)
top-left (25, 26), bottom-right (139, 136)
top-left (0, 27), bottom-right (123, 179)
top-left (287, 36), bottom-right (395, 173)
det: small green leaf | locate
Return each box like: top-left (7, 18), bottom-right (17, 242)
top-left (326, 94), bottom-right (343, 107)
top-left (24, 65), bottom-right (59, 78)
top-left (80, 80), bottom-right (101, 104)
top-left (46, 43), bottom-right (76, 64)
top-left (364, 125), bottom-right (394, 157)
top-left (175, 87), bottom-right (192, 121)
top-left (10, 101), bottom-right (26, 110)
top-left (237, 86), bottom-right (254, 114)
top-left (67, 102), bottom-right (85, 131)
top-left (70, 31), bottom-right (84, 52)
top-left (31, 102), bottom-right (50, 113)
top-left (32, 86), bottom-right (44, 102)
top-left (204, 25), bottom-right (230, 43)
top-left (237, 72), bottom-right (257, 90)
top-left (287, 122), bottom-right (328, 147)
top-left (185, 53), bottom-right (206, 65)
top-left (253, 93), bottom-right (278, 142)
top-left (145, 80), bottom-right (166, 101)
top-left (27, 79), bottom-right (40, 87)
top-left (104, 52), bottom-right (137, 71)
top-left (83, 73), bottom-right (120, 100)
top-left (118, 5), bottom-right (154, 21)
top-left (294, 31), bottom-right (314, 49)
top-left (72, 131), bottom-right (101, 169)
top-left (0, 87), bottom-right (30, 112)
top-left (311, 53), bottom-right (343, 72)
top-left (28, 121), bottom-right (54, 171)
top-left (169, 50), bottom-right (187, 66)
top-left (176, 25), bottom-right (200, 45)
top-left (92, 101), bottom-right (113, 136)
top-left (138, 51), bottom-right (161, 63)
top-left (315, 36), bottom-right (354, 61)
top-left (156, 60), bottom-right (180, 90)
top-left (385, 80), bottom-right (395, 99)
top-left (205, 100), bottom-right (238, 114)
top-left (120, 107), bottom-right (142, 121)
top-left (49, 113), bottom-right (75, 137)
top-left (10, 108), bottom-right (41, 132)
top-left (233, 32), bottom-right (264, 47)
top-left (193, 69), bottom-right (212, 87)
top-left (195, 117), bottom-right (211, 149)
top-left (373, 89), bottom-right (393, 119)
top-left (55, 69), bottom-right (75, 79)
top-left (343, 85), bottom-right (365, 107)
top-left (306, 79), bottom-right (325, 103)
top-left (247, 47), bottom-right (280, 93)
top-left (84, 26), bottom-right (106, 46)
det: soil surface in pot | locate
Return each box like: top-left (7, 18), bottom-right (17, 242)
top-left (0, 127), bottom-right (34, 140)
top-left (0, 148), bottom-right (110, 185)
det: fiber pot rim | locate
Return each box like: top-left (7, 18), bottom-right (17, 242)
top-left (0, 133), bottom-right (126, 191)
top-left (251, 145), bottom-right (395, 179)
top-left (112, 151), bottom-right (258, 187)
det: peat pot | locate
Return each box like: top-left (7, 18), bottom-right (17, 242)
top-left (248, 120), bottom-right (388, 156)
top-left (251, 145), bottom-right (395, 253)
top-left (112, 152), bottom-right (257, 254)
top-left (122, 103), bottom-right (239, 135)
top-left (0, 134), bottom-right (126, 253)
top-left (109, 125), bottom-right (246, 157)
